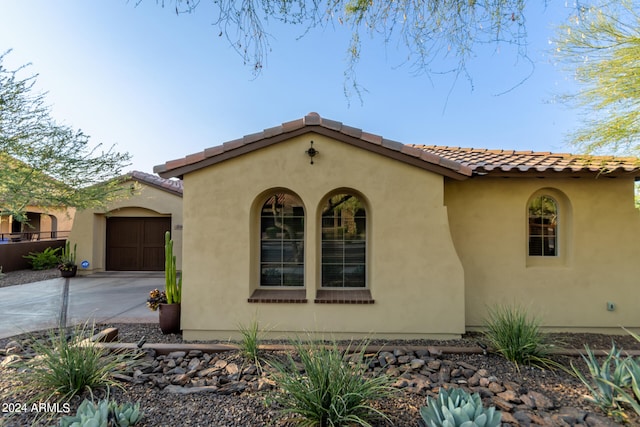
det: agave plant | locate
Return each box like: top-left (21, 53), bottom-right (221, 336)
top-left (420, 388), bottom-right (501, 427)
top-left (58, 398), bottom-right (143, 427)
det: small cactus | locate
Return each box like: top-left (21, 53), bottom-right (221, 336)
top-left (420, 388), bottom-right (501, 427)
top-left (164, 231), bottom-right (182, 304)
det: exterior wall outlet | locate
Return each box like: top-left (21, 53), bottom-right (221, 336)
top-left (607, 302), bottom-right (616, 311)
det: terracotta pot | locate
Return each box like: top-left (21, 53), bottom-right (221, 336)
top-left (60, 266), bottom-right (77, 278)
top-left (159, 303), bottom-right (181, 334)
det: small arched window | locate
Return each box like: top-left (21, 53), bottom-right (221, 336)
top-left (528, 195), bottom-right (558, 257)
top-left (260, 193), bottom-right (305, 286)
top-left (321, 193), bottom-right (366, 287)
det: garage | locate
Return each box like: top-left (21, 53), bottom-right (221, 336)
top-left (106, 217), bottom-right (171, 271)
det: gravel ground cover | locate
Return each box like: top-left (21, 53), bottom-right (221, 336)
top-left (0, 268), bottom-right (60, 288)
top-left (1, 270), bottom-right (639, 426)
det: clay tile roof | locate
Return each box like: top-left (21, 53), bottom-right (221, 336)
top-left (128, 171), bottom-right (183, 196)
top-left (411, 145), bottom-right (640, 178)
top-left (154, 112), bottom-right (472, 180)
top-left (153, 112), bottom-right (640, 181)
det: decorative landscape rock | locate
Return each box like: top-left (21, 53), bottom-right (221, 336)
top-left (1, 331), bottom-right (633, 426)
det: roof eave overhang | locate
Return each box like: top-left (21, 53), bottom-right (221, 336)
top-left (156, 126), bottom-right (471, 181)
top-left (129, 177), bottom-right (184, 197)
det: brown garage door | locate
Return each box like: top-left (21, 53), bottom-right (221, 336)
top-left (106, 217), bottom-right (171, 271)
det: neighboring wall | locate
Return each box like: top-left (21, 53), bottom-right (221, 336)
top-left (69, 180), bottom-right (183, 274)
top-left (181, 133), bottom-right (466, 341)
top-left (0, 239), bottom-right (66, 272)
top-left (445, 177), bottom-right (640, 333)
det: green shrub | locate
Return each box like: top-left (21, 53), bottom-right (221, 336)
top-left (21, 322), bottom-right (136, 404)
top-left (58, 398), bottom-right (143, 427)
top-left (420, 388), bottom-right (501, 427)
top-left (482, 304), bottom-right (557, 369)
top-left (23, 246), bottom-right (61, 270)
top-left (268, 336), bottom-right (395, 427)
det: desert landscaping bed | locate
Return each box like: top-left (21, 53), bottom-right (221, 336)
top-left (1, 270), bottom-right (639, 426)
top-left (2, 323), bottom-right (640, 426)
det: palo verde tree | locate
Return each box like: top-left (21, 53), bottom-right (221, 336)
top-left (0, 51), bottom-right (131, 225)
top-left (149, 0), bottom-right (531, 94)
top-left (553, 0), bottom-right (640, 156)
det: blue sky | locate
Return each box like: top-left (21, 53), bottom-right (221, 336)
top-left (1, 1), bottom-right (581, 173)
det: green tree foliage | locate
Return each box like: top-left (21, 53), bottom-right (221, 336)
top-left (150, 0), bottom-right (528, 90)
top-left (554, 1), bottom-right (640, 155)
top-left (0, 51), bottom-right (131, 222)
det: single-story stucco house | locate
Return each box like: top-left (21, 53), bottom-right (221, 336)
top-left (154, 112), bottom-right (640, 341)
top-left (69, 171), bottom-right (183, 274)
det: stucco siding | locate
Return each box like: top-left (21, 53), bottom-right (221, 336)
top-left (181, 133), bottom-right (466, 340)
top-left (445, 177), bottom-right (640, 332)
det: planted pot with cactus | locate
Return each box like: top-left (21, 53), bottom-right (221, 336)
top-left (156, 231), bottom-right (182, 334)
top-left (58, 241), bottom-right (77, 278)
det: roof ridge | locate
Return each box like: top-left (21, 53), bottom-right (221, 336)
top-left (155, 112), bottom-right (472, 180)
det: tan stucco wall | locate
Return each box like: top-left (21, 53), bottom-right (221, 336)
top-left (445, 177), bottom-right (640, 333)
top-left (0, 206), bottom-right (75, 238)
top-left (69, 180), bottom-right (183, 274)
top-left (181, 133), bottom-right (466, 340)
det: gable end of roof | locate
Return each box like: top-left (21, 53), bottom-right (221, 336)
top-left (154, 113), bottom-right (472, 180)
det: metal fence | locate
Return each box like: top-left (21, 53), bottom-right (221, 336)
top-left (0, 230), bottom-right (70, 244)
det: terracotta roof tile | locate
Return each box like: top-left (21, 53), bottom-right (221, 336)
top-left (281, 118), bottom-right (304, 132)
top-left (361, 131), bottom-right (383, 145)
top-left (153, 113), bottom-right (640, 180)
top-left (412, 145), bottom-right (640, 177)
top-left (341, 125), bottom-right (363, 139)
top-left (381, 138), bottom-right (404, 151)
top-left (154, 112), bottom-right (471, 180)
top-left (203, 145), bottom-right (224, 157)
top-left (304, 112), bottom-right (322, 125)
top-left (222, 138), bottom-right (244, 151)
top-left (128, 171), bottom-right (183, 196)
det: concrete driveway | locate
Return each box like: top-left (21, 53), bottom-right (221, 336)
top-left (0, 273), bottom-right (161, 339)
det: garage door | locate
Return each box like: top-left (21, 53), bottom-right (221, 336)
top-left (106, 217), bottom-right (171, 271)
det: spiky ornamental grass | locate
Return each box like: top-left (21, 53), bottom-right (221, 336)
top-left (237, 316), bottom-right (263, 372)
top-left (268, 336), bottom-right (395, 427)
top-left (482, 304), bottom-right (559, 370)
top-left (20, 321), bottom-right (136, 404)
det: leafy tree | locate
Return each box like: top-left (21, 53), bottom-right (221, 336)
top-left (554, 0), bottom-right (640, 156)
top-left (0, 51), bottom-right (131, 223)
top-left (150, 0), bottom-right (531, 91)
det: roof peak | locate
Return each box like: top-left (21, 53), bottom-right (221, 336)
top-left (153, 113), bottom-right (640, 180)
top-left (154, 113), bottom-right (472, 180)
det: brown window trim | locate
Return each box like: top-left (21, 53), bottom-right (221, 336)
top-left (248, 289), bottom-right (307, 303)
top-left (314, 289), bottom-right (374, 304)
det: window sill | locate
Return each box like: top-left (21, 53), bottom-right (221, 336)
top-left (314, 289), bottom-right (374, 304)
top-left (248, 289), bottom-right (307, 303)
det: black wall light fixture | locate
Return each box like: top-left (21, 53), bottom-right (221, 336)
top-left (306, 140), bottom-right (318, 164)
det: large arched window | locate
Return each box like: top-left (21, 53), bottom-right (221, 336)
top-left (260, 193), bottom-right (305, 286)
top-left (528, 195), bottom-right (558, 257)
top-left (321, 193), bottom-right (366, 287)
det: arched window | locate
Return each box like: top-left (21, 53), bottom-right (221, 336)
top-left (321, 193), bottom-right (366, 287)
top-left (528, 195), bottom-right (558, 257)
top-left (260, 193), bottom-right (305, 286)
